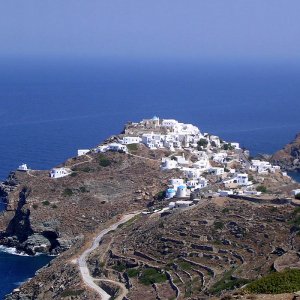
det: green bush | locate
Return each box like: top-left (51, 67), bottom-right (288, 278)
top-left (210, 268), bottom-right (249, 294)
top-left (127, 143), bottom-right (138, 151)
top-left (214, 221), bottom-right (224, 230)
top-left (32, 203), bottom-right (38, 210)
top-left (197, 138), bottom-right (208, 150)
top-left (127, 268), bottom-right (139, 278)
top-left (155, 190), bottom-right (165, 200)
top-left (63, 188), bottom-right (73, 197)
top-left (256, 185), bottom-right (267, 193)
top-left (178, 261), bottom-right (192, 271)
top-left (70, 172), bottom-right (78, 177)
top-left (98, 154), bottom-right (111, 167)
top-left (139, 268), bottom-right (167, 285)
top-left (245, 269), bottom-right (300, 294)
top-left (79, 186), bottom-right (88, 193)
top-left (223, 143), bottom-right (234, 151)
top-left (81, 167), bottom-right (91, 173)
top-left (295, 193), bottom-right (300, 200)
top-left (113, 262), bottom-right (126, 272)
top-left (42, 200), bottom-right (50, 206)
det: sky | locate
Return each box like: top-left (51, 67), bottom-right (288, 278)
top-left (0, 1), bottom-right (300, 63)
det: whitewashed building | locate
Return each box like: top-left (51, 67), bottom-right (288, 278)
top-left (108, 143), bottom-right (128, 153)
top-left (169, 178), bottom-right (184, 190)
top-left (121, 136), bottom-right (141, 144)
top-left (213, 152), bottom-right (228, 164)
top-left (17, 163), bottom-right (29, 172)
top-left (210, 167), bottom-right (225, 176)
top-left (50, 167), bottom-right (72, 179)
top-left (161, 158), bottom-right (179, 170)
top-left (77, 149), bottom-right (90, 156)
top-left (236, 173), bottom-right (251, 186)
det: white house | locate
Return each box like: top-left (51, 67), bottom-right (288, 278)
top-left (292, 189), bottom-right (300, 196)
top-left (236, 173), bottom-right (250, 186)
top-left (174, 154), bottom-right (189, 165)
top-left (250, 160), bottom-right (272, 174)
top-left (182, 167), bottom-right (202, 179)
top-left (161, 158), bottom-right (179, 170)
top-left (122, 136), bottom-right (141, 145)
top-left (17, 163), bottom-right (29, 172)
top-left (193, 157), bottom-right (210, 170)
top-left (77, 149), bottom-right (90, 156)
top-left (95, 145), bottom-right (109, 153)
top-left (186, 177), bottom-right (208, 190)
top-left (231, 142), bottom-right (240, 149)
top-left (213, 152), bottom-right (227, 164)
top-left (210, 167), bottom-right (225, 176)
top-left (50, 167), bottom-right (72, 179)
top-left (169, 178), bottom-right (184, 190)
top-left (108, 143), bottom-right (128, 153)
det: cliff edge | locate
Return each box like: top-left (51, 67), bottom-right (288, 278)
top-left (271, 133), bottom-right (300, 171)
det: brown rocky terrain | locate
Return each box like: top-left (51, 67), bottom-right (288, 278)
top-left (1, 138), bottom-right (300, 299)
top-left (87, 197), bottom-right (300, 299)
top-left (271, 133), bottom-right (300, 171)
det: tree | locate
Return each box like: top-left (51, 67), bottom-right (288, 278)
top-left (197, 138), bottom-right (208, 150)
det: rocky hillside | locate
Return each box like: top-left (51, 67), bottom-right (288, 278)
top-left (87, 197), bottom-right (300, 299)
top-left (271, 133), bottom-right (300, 171)
top-left (0, 145), bottom-right (181, 256)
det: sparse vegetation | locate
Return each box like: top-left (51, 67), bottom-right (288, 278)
top-left (42, 200), bottom-right (50, 206)
top-left (63, 188), bottom-right (73, 197)
top-left (61, 289), bottom-right (84, 297)
top-left (210, 268), bottom-right (249, 294)
top-left (139, 268), bottom-right (168, 285)
top-left (214, 221), bottom-right (224, 230)
top-left (155, 190), bottom-right (165, 200)
top-left (178, 261), bottom-right (192, 271)
top-left (127, 143), bottom-right (138, 152)
top-left (32, 203), bottom-right (38, 210)
top-left (245, 269), bottom-right (300, 294)
top-left (98, 154), bottom-right (111, 167)
top-left (79, 186), bottom-right (88, 193)
top-left (70, 172), bottom-right (78, 177)
top-left (127, 268), bottom-right (139, 277)
top-left (256, 185), bottom-right (267, 193)
top-left (113, 262), bottom-right (126, 272)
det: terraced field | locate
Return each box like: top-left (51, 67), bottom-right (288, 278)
top-left (87, 198), bottom-right (300, 299)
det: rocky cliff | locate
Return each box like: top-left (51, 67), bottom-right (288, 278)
top-left (0, 145), bottom-right (180, 257)
top-left (271, 133), bottom-right (300, 171)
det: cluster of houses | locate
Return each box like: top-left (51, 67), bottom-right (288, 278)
top-left (249, 159), bottom-right (281, 174)
top-left (122, 117), bottom-right (211, 151)
top-left (16, 117), bottom-right (298, 204)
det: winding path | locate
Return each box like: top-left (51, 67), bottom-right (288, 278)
top-left (78, 212), bottom-right (139, 300)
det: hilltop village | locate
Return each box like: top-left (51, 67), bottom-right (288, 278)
top-left (35, 116), bottom-right (297, 208)
top-left (1, 117), bottom-right (300, 300)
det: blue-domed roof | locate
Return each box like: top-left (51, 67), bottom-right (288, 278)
top-left (152, 116), bottom-right (159, 120)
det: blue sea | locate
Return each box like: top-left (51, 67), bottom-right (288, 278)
top-left (0, 58), bottom-right (300, 298)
